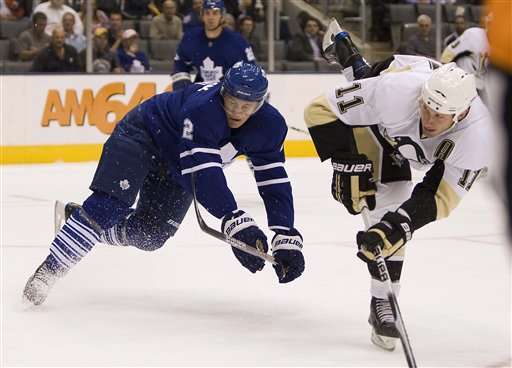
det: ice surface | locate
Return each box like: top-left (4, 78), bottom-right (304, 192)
top-left (1, 159), bottom-right (510, 367)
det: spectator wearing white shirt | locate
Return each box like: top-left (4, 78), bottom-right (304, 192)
top-left (33, 0), bottom-right (83, 36)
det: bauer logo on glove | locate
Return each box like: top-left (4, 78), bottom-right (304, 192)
top-left (331, 151), bottom-right (376, 215)
top-left (356, 210), bottom-right (413, 263)
top-left (332, 162), bottom-right (372, 174)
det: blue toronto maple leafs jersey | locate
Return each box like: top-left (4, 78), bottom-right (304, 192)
top-left (172, 27), bottom-right (256, 83)
top-left (140, 82), bottom-right (294, 230)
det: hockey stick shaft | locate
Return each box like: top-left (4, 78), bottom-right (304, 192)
top-left (191, 174), bottom-right (278, 265)
top-left (360, 198), bottom-right (417, 368)
top-left (287, 125), bottom-right (311, 136)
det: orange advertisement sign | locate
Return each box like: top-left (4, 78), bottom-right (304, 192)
top-left (41, 82), bottom-right (172, 134)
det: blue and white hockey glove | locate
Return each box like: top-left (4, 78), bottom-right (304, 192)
top-left (170, 72), bottom-right (192, 90)
top-left (221, 210), bottom-right (268, 273)
top-left (356, 211), bottom-right (413, 262)
top-left (271, 228), bottom-right (305, 283)
top-left (331, 152), bottom-right (376, 215)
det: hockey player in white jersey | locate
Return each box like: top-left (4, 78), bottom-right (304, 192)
top-left (440, 14), bottom-right (491, 102)
top-left (305, 18), bottom-right (493, 351)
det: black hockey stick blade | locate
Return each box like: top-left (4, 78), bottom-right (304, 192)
top-left (190, 173), bottom-right (278, 265)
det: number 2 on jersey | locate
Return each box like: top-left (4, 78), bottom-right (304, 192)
top-left (182, 118), bottom-right (194, 140)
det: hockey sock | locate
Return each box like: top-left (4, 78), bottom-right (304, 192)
top-left (48, 191), bottom-right (130, 270)
top-left (48, 210), bottom-right (101, 271)
top-left (368, 260), bottom-right (403, 299)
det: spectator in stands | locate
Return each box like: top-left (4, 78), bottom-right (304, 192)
top-left (80, 27), bottom-right (121, 73)
top-left (238, 15), bottom-right (262, 61)
top-left (444, 14), bottom-right (467, 47)
top-left (223, 12), bottom-right (235, 30)
top-left (370, 0), bottom-right (389, 41)
top-left (63, 12), bottom-right (86, 53)
top-left (33, 0), bottom-right (83, 36)
top-left (287, 17), bottom-right (323, 62)
top-left (121, 0), bottom-right (153, 20)
top-left (96, 0), bottom-right (121, 16)
top-left (295, 10), bottom-right (324, 36)
top-left (238, 0), bottom-right (264, 23)
top-left (16, 11), bottom-right (50, 61)
top-left (1, 0), bottom-right (26, 19)
top-left (79, 0), bottom-right (110, 33)
top-left (150, 0), bottom-right (183, 40)
top-left (107, 10), bottom-right (124, 52)
top-left (117, 28), bottom-right (151, 72)
top-left (31, 27), bottom-right (81, 72)
top-left (183, 0), bottom-right (202, 31)
top-left (403, 14), bottom-right (436, 59)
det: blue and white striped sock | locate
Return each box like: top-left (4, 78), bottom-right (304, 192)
top-left (49, 210), bottom-right (100, 271)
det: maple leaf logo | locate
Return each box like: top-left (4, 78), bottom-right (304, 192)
top-left (119, 179), bottom-right (130, 190)
top-left (200, 57), bottom-right (223, 82)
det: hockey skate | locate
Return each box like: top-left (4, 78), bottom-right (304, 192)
top-left (22, 259), bottom-right (66, 306)
top-left (322, 18), bottom-right (371, 80)
top-left (54, 200), bottom-right (80, 235)
top-left (368, 297), bottom-right (399, 351)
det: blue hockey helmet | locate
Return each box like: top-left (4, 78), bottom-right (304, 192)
top-left (202, 0), bottom-right (225, 13)
top-left (221, 61), bottom-right (268, 105)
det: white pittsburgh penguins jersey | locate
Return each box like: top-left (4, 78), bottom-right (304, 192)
top-left (324, 55), bottom-right (493, 208)
top-left (440, 27), bottom-right (490, 91)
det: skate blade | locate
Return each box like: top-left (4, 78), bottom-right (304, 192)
top-left (371, 329), bottom-right (397, 351)
top-left (54, 200), bottom-right (66, 236)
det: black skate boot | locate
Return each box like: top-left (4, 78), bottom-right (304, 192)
top-left (22, 256), bottom-right (67, 306)
top-left (368, 297), bottom-right (399, 351)
top-left (322, 18), bottom-right (371, 80)
top-left (54, 201), bottom-right (81, 235)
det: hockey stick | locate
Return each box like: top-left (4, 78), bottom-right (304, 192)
top-left (190, 174), bottom-right (278, 266)
top-left (287, 125), bottom-right (311, 136)
top-left (360, 198), bottom-right (417, 368)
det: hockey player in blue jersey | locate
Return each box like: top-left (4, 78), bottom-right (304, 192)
top-left (23, 62), bottom-right (305, 307)
top-left (170, 0), bottom-right (256, 90)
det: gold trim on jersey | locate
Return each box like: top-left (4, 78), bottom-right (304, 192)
top-left (435, 177), bottom-right (461, 220)
top-left (304, 93), bottom-right (338, 128)
top-left (440, 48), bottom-right (457, 64)
top-left (353, 127), bottom-right (383, 182)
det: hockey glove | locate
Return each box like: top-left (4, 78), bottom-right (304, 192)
top-left (356, 211), bottom-right (413, 263)
top-left (221, 210), bottom-right (268, 273)
top-left (271, 228), bottom-right (305, 283)
top-left (331, 152), bottom-right (376, 215)
top-left (170, 72), bottom-right (192, 90)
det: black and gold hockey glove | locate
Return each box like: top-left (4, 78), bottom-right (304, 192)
top-left (356, 211), bottom-right (413, 263)
top-left (331, 152), bottom-right (376, 215)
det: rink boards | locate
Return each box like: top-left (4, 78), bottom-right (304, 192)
top-left (1, 73), bottom-right (343, 164)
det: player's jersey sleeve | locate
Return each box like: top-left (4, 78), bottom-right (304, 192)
top-left (233, 105), bottom-right (294, 230)
top-left (172, 30), bottom-right (196, 74)
top-left (171, 30), bottom-right (198, 89)
top-left (232, 33), bottom-right (256, 64)
top-left (440, 27), bottom-right (488, 63)
top-left (400, 98), bottom-right (493, 230)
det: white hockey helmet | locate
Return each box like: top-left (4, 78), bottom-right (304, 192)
top-left (421, 62), bottom-right (477, 122)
